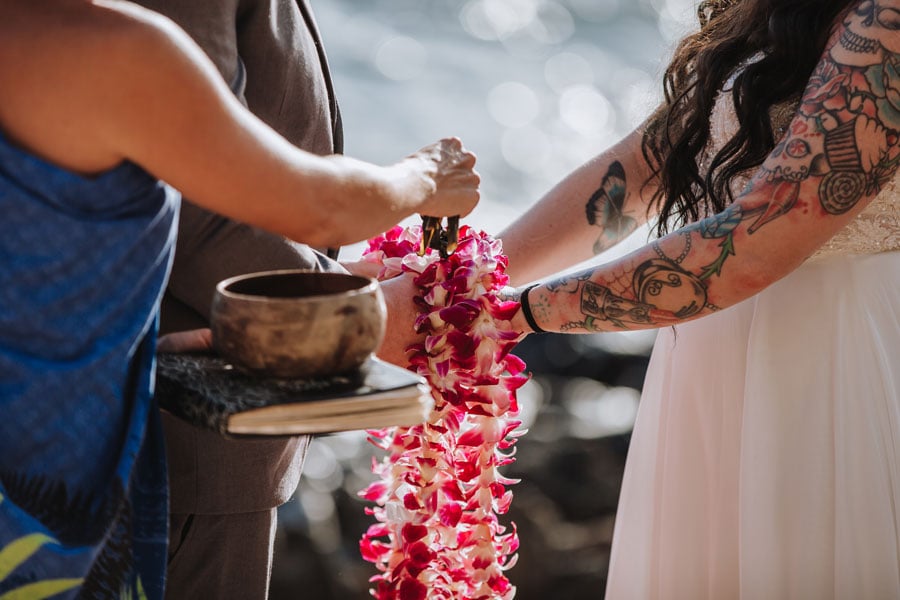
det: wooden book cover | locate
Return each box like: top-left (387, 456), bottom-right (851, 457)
top-left (155, 353), bottom-right (432, 436)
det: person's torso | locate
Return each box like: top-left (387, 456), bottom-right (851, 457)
top-left (136, 0), bottom-right (337, 154)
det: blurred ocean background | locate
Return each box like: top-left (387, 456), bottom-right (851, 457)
top-left (271, 1), bottom-right (697, 598)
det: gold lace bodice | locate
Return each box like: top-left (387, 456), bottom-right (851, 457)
top-left (705, 92), bottom-right (900, 258)
top-left (812, 183), bottom-right (900, 258)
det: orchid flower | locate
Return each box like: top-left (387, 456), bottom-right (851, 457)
top-left (359, 225), bottom-right (527, 600)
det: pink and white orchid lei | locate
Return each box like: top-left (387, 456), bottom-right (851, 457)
top-left (359, 225), bottom-right (529, 600)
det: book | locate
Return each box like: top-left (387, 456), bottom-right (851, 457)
top-left (155, 353), bottom-right (432, 436)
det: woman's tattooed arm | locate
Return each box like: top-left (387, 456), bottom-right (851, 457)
top-left (515, 0), bottom-right (900, 334)
top-left (499, 125), bottom-right (658, 286)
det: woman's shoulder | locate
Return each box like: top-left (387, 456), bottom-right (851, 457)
top-left (0, 1), bottom-right (198, 94)
top-left (0, 1), bottom-right (196, 174)
top-left (0, 0), bottom-right (179, 50)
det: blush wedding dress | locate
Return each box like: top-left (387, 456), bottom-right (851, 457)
top-left (605, 93), bottom-right (900, 599)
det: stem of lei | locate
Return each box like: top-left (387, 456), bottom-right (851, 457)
top-left (358, 225), bottom-right (529, 600)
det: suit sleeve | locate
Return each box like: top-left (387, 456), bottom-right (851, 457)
top-left (159, 200), bottom-right (347, 334)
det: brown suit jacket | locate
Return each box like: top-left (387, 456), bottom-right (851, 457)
top-left (139, 0), bottom-right (344, 514)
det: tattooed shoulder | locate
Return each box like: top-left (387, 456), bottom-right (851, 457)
top-left (755, 1), bottom-right (900, 227)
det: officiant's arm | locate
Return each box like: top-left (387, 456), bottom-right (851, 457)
top-left (506, 16), bottom-right (898, 334)
top-left (499, 122), bottom-right (660, 286)
top-left (6, 4), bottom-right (480, 249)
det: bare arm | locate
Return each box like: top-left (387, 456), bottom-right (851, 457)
top-left (499, 124), bottom-right (658, 285)
top-left (0, 2), bottom-right (478, 248)
top-left (509, 1), bottom-right (899, 333)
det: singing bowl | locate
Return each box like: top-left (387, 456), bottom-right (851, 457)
top-left (211, 270), bottom-right (386, 379)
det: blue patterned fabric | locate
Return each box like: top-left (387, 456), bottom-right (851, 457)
top-left (0, 131), bottom-right (179, 599)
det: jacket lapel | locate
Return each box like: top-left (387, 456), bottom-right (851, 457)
top-left (294, 0), bottom-right (344, 155)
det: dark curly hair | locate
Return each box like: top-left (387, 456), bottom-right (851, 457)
top-left (643, 0), bottom-right (854, 235)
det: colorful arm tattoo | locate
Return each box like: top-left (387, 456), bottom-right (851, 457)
top-left (539, 0), bottom-right (900, 333)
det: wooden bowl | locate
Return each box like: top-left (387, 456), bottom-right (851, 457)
top-left (211, 270), bottom-right (386, 379)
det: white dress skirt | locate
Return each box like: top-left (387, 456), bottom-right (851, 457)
top-left (605, 250), bottom-right (900, 600)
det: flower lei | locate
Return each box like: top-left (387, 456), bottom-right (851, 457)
top-left (359, 225), bottom-right (528, 600)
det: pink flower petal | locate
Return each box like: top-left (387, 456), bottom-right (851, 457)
top-left (401, 523), bottom-right (429, 543)
top-left (398, 578), bottom-right (428, 600)
top-left (403, 493), bottom-right (421, 510)
top-left (487, 299), bottom-right (520, 321)
top-left (439, 502), bottom-right (463, 527)
top-left (439, 301), bottom-right (481, 329)
top-left (456, 429), bottom-right (485, 446)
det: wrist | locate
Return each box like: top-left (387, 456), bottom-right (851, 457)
top-left (517, 283), bottom-right (548, 334)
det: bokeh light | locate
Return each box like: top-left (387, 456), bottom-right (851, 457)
top-left (544, 51), bottom-right (594, 92)
top-left (558, 83), bottom-right (615, 137)
top-left (374, 35), bottom-right (427, 80)
top-left (488, 81), bottom-right (541, 127)
top-left (460, 0), bottom-right (539, 41)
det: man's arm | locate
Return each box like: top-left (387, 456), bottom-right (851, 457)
top-left (160, 202), bottom-right (349, 334)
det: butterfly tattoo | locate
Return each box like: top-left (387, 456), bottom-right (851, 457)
top-left (585, 160), bottom-right (637, 254)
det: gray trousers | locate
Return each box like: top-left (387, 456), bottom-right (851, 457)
top-left (166, 510), bottom-right (278, 600)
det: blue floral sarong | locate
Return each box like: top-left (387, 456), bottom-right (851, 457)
top-left (0, 130), bottom-right (179, 599)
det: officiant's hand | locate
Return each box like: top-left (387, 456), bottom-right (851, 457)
top-left (376, 272), bottom-right (423, 367)
top-left (158, 328), bottom-right (213, 353)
